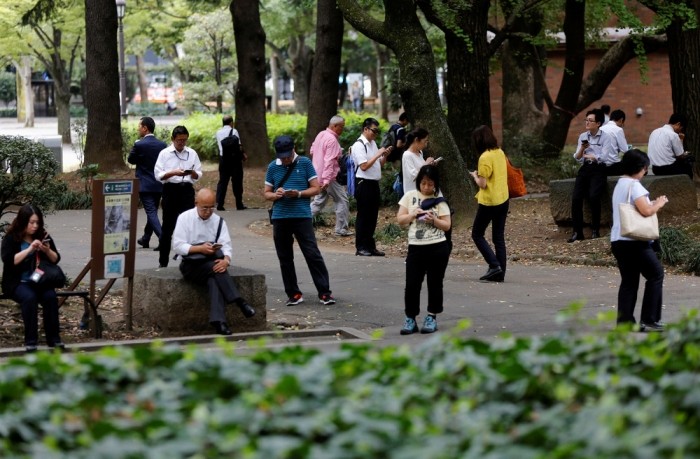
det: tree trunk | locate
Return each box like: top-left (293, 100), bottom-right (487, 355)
top-left (540, 0), bottom-right (586, 158)
top-left (136, 55), bottom-right (149, 104)
top-left (373, 43), bottom-right (390, 120)
top-left (288, 35), bottom-right (313, 114)
top-left (231, 0), bottom-right (268, 167)
top-left (84, 0), bottom-right (126, 173)
top-left (338, 0), bottom-right (474, 219)
top-left (15, 57), bottom-right (34, 127)
top-left (305, 0), bottom-right (344, 154)
top-left (418, 0), bottom-right (491, 168)
top-left (55, 90), bottom-right (72, 143)
top-left (270, 55), bottom-right (280, 114)
top-left (667, 19), bottom-right (700, 172)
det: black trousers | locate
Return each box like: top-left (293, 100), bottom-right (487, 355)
top-left (159, 183), bottom-right (195, 267)
top-left (471, 200), bottom-right (509, 273)
top-left (652, 158), bottom-right (694, 179)
top-left (13, 283), bottom-right (60, 346)
top-left (216, 157), bottom-right (244, 209)
top-left (571, 162), bottom-right (607, 234)
top-left (354, 178), bottom-right (380, 252)
top-left (404, 241), bottom-right (450, 318)
top-left (611, 240), bottom-right (664, 325)
top-left (180, 259), bottom-right (243, 323)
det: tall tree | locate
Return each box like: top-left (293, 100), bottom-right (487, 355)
top-left (84, 0), bottom-right (124, 172)
top-left (337, 0), bottom-right (474, 218)
top-left (231, 0), bottom-right (268, 166)
top-left (305, 0), bottom-right (344, 151)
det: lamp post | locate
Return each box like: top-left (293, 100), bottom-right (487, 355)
top-left (116, 0), bottom-right (127, 120)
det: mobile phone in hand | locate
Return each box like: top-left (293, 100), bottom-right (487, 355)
top-left (183, 169), bottom-right (193, 175)
top-left (211, 243), bottom-right (223, 250)
top-left (433, 157), bottom-right (443, 164)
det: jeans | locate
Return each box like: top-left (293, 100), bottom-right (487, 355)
top-left (310, 180), bottom-right (350, 233)
top-left (272, 218), bottom-right (331, 298)
top-left (354, 178), bottom-right (380, 252)
top-left (13, 282), bottom-right (60, 346)
top-left (139, 191), bottom-right (162, 243)
top-left (404, 241), bottom-right (450, 318)
top-left (216, 157), bottom-right (245, 209)
top-left (471, 200), bottom-right (509, 273)
top-left (611, 240), bottom-right (664, 324)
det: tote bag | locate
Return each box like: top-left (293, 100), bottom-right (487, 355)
top-left (619, 183), bottom-right (659, 241)
top-left (506, 156), bottom-right (527, 198)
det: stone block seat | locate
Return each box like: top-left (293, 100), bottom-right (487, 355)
top-left (549, 174), bottom-right (697, 227)
top-left (132, 266), bottom-right (267, 333)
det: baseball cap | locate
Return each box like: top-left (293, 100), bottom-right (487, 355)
top-left (274, 135), bottom-right (295, 159)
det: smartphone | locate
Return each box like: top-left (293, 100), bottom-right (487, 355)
top-left (212, 243), bottom-right (223, 249)
top-left (183, 169), bottom-right (193, 175)
top-left (433, 157), bottom-right (443, 164)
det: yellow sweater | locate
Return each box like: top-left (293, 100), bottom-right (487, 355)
top-left (475, 148), bottom-right (509, 206)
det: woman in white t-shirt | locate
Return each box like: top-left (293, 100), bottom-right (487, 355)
top-left (396, 165), bottom-right (451, 335)
top-left (610, 149), bottom-right (668, 331)
top-left (401, 128), bottom-right (435, 194)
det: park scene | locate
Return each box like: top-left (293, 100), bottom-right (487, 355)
top-left (1, 0), bottom-right (700, 456)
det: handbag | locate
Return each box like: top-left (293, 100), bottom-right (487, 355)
top-left (506, 155), bottom-right (527, 199)
top-left (619, 182), bottom-right (659, 241)
top-left (181, 217), bottom-right (226, 262)
top-left (32, 252), bottom-right (67, 289)
top-left (268, 158), bottom-right (298, 223)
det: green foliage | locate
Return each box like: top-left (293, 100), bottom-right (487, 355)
top-left (312, 212), bottom-right (331, 228)
top-left (375, 221), bottom-right (405, 243)
top-left (4, 313), bottom-right (700, 456)
top-left (0, 71), bottom-right (16, 107)
top-left (0, 108), bottom-right (17, 118)
top-left (53, 189), bottom-right (92, 210)
top-left (0, 135), bottom-right (69, 226)
top-left (658, 226), bottom-right (700, 274)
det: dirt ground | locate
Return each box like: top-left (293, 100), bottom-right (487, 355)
top-left (1, 165), bottom-right (698, 349)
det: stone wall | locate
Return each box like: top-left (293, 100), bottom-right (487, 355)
top-left (132, 266), bottom-right (267, 333)
top-left (550, 174), bottom-right (697, 227)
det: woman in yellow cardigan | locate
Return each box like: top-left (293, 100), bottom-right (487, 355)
top-left (469, 125), bottom-right (509, 282)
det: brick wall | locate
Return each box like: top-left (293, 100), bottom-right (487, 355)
top-left (489, 49), bottom-right (673, 147)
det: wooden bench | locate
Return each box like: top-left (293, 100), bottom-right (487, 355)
top-left (0, 290), bottom-right (102, 338)
top-left (549, 174), bottom-right (697, 227)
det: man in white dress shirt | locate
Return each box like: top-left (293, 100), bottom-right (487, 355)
top-left (599, 109), bottom-right (629, 176)
top-left (215, 115), bottom-right (247, 211)
top-left (648, 113), bottom-right (693, 178)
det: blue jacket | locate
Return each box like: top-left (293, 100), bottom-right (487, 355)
top-left (127, 134), bottom-right (167, 193)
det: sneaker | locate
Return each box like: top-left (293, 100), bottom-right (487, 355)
top-left (335, 229), bottom-right (354, 237)
top-left (400, 317), bottom-right (419, 335)
top-left (421, 315), bottom-right (438, 334)
top-left (319, 294), bottom-right (336, 305)
top-left (286, 294), bottom-right (304, 306)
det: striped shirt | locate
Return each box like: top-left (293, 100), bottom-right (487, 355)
top-left (265, 155), bottom-right (317, 220)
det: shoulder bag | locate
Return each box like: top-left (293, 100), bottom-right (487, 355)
top-left (181, 217), bottom-right (226, 262)
top-left (268, 158), bottom-right (298, 224)
top-left (505, 155), bottom-right (527, 199)
top-left (619, 182), bottom-right (659, 241)
top-left (32, 252), bottom-right (67, 289)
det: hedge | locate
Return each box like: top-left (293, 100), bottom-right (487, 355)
top-left (2, 312), bottom-right (700, 457)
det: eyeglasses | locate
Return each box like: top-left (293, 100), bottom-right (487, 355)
top-left (199, 206), bottom-right (215, 211)
top-left (585, 118), bottom-right (596, 123)
top-left (369, 128), bottom-right (380, 135)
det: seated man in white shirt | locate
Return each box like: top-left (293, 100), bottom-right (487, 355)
top-left (172, 188), bottom-right (255, 335)
top-left (599, 109), bottom-right (629, 176)
top-left (647, 113), bottom-right (694, 178)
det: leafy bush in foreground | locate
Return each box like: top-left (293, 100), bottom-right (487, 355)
top-left (2, 314), bottom-right (700, 458)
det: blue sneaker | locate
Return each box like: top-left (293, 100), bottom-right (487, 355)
top-left (421, 315), bottom-right (438, 334)
top-left (400, 317), bottom-right (418, 335)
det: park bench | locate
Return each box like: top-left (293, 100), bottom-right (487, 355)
top-left (131, 266), bottom-right (267, 334)
top-left (549, 174), bottom-right (697, 227)
top-left (0, 289), bottom-right (102, 338)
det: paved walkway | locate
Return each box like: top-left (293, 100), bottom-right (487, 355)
top-left (2, 117), bottom-right (698, 348)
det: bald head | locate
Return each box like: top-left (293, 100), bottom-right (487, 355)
top-left (195, 188), bottom-right (216, 219)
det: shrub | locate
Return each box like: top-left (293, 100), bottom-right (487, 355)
top-left (0, 136), bottom-right (69, 228)
top-left (3, 313), bottom-right (700, 456)
top-left (375, 222), bottom-right (405, 243)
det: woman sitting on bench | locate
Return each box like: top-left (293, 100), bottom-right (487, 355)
top-left (1, 204), bottom-right (64, 352)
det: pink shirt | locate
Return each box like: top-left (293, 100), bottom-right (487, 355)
top-left (310, 128), bottom-right (341, 186)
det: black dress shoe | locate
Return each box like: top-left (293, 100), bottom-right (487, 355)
top-left (567, 232), bottom-right (584, 243)
top-left (152, 246), bottom-right (160, 251)
top-left (591, 230), bottom-right (600, 239)
top-left (640, 321), bottom-right (665, 332)
top-left (211, 321), bottom-right (232, 335)
top-left (356, 249), bottom-right (372, 256)
top-left (479, 267), bottom-right (503, 281)
top-left (48, 341), bottom-right (66, 351)
top-left (217, 206), bottom-right (226, 211)
top-left (137, 237), bottom-right (149, 249)
top-left (236, 205), bottom-right (248, 210)
top-left (370, 249), bottom-right (385, 257)
top-left (238, 302), bottom-right (256, 318)
top-left (25, 345), bottom-right (38, 353)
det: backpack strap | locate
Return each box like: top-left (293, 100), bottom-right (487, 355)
top-left (214, 216), bottom-right (224, 242)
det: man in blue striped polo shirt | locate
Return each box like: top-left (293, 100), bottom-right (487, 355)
top-left (264, 135), bottom-right (336, 306)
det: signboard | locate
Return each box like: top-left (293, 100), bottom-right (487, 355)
top-left (91, 179), bottom-right (139, 280)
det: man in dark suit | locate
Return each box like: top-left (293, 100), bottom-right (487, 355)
top-left (127, 116), bottom-right (167, 249)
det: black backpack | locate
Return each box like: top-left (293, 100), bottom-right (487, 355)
top-left (336, 149), bottom-right (349, 186)
top-left (221, 128), bottom-right (242, 160)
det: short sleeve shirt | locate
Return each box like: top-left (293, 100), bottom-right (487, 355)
top-left (265, 155), bottom-right (317, 220)
top-left (610, 177), bottom-right (651, 242)
top-left (398, 190), bottom-right (450, 246)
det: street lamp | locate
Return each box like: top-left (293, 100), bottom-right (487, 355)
top-left (116, 0), bottom-right (127, 120)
